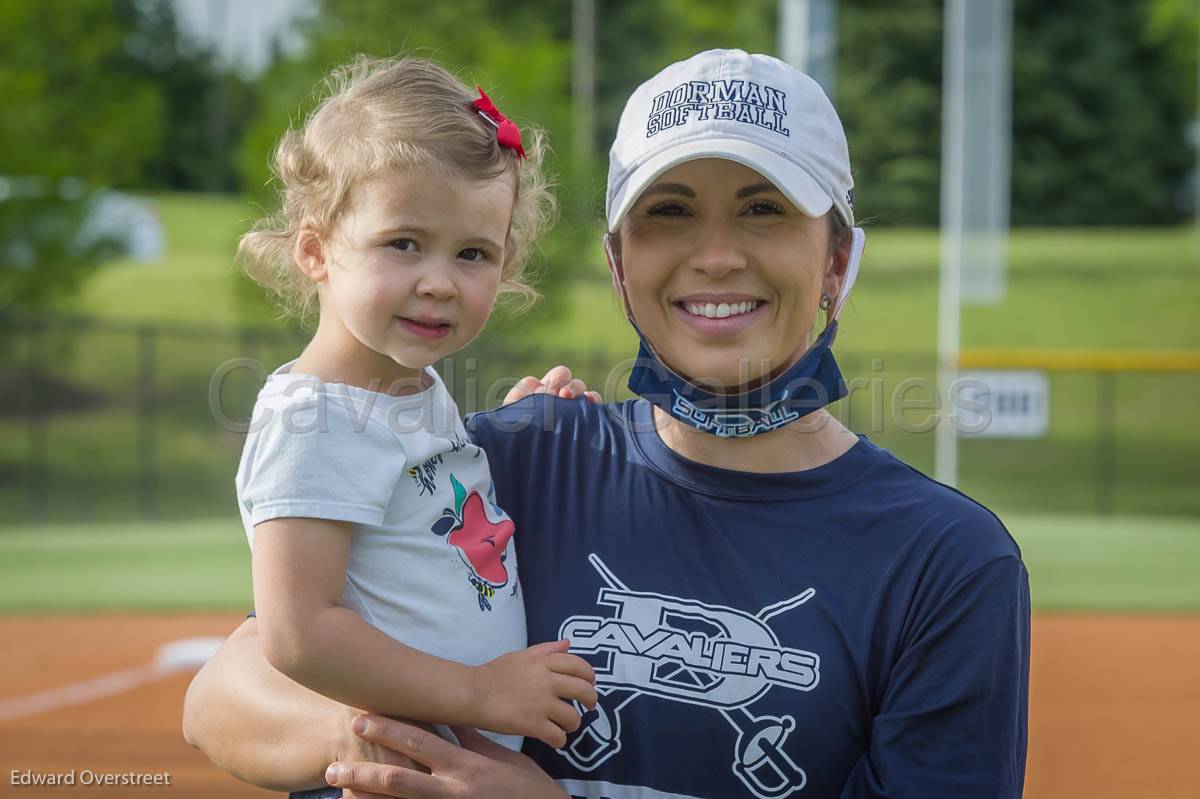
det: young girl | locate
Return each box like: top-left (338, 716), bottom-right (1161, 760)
top-left (233, 55), bottom-right (596, 753)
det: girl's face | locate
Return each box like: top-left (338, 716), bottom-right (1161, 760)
top-left (616, 158), bottom-right (844, 391)
top-left (318, 166), bottom-right (515, 372)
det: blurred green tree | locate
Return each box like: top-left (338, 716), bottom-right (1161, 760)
top-left (129, 0), bottom-right (259, 193)
top-left (0, 0), bottom-right (165, 187)
top-left (836, 0), bottom-right (943, 228)
top-left (837, 0), bottom-right (1192, 226)
top-left (588, 0), bottom-right (775, 215)
top-left (1146, 0), bottom-right (1197, 215)
top-left (0, 0), bottom-right (259, 311)
top-left (1010, 0), bottom-right (1191, 225)
top-left (1147, 0), bottom-right (1198, 108)
top-left (0, 0), bottom-right (165, 310)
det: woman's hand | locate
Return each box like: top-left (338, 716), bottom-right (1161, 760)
top-left (326, 715), bottom-right (568, 799)
top-left (332, 705), bottom-right (429, 779)
top-left (504, 365), bottom-right (602, 405)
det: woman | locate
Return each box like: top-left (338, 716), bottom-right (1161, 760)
top-left (184, 49), bottom-right (1030, 799)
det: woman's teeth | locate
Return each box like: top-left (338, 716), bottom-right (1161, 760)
top-left (683, 300), bottom-right (761, 319)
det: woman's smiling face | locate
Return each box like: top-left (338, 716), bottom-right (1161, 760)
top-left (616, 158), bottom-right (842, 392)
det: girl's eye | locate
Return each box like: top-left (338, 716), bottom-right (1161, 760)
top-left (458, 247), bottom-right (491, 263)
top-left (390, 238), bottom-right (418, 253)
top-left (745, 199), bottom-right (785, 216)
top-left (646, 201), bottom-right (690, 218)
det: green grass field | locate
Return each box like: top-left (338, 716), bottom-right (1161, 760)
top-left (0, 514), bottom-right (1196, 613)
top-left (59, 193), bottom-right (258, 328)
top-left (1, 194), bottom-right (1197, 523)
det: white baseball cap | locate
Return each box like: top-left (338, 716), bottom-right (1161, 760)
top-left (605, 49), bottom-right (855, 233)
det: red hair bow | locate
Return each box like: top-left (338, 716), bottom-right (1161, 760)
top-left (472, 86), bottom-right (527, 160)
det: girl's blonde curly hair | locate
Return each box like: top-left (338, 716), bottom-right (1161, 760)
top-left (239, 55), bottom-right (555, 322)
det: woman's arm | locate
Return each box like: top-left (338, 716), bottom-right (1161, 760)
top-left (182, 617), bottom-right (375, 792)
top-left (838, 556), bottom-right (1030, 798)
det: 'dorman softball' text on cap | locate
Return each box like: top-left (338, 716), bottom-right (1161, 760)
top-left (606, 49), bottom-right (855, 232)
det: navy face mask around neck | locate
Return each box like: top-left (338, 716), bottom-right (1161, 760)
top-left (608, 227), bottom-right (866, 439)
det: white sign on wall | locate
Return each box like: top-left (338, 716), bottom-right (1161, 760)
top-left (956, 370), bottom-right (1049, 438)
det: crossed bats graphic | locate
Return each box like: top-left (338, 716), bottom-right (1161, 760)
top-left (560, 554), bottom-right (816, 798)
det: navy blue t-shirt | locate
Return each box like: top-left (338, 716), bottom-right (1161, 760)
top-left (465, 395), bottom-right (1030, 799)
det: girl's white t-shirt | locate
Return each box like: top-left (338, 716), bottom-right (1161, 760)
top-left (235, 361), bottom-right (526, 747)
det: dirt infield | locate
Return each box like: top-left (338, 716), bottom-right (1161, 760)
top-left (0, 615), bottom-right (274, 798)
top-left (0, 613), bottom-right (1197, 798)
top-left (1025, 614), bottom-right (1200, 798)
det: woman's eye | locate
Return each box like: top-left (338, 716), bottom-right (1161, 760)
top-left (745, 199), bottom-right (785, 216)
top-left (646, 202), bottom-right (690, 218)
top-left (390, 238), bottom-right (418, 253)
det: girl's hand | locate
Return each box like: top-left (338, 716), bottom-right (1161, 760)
top-left (327, 716), bottom-right (569, 799)
top-left (504, 365), bottom-right (602, 405)
top-left (473, 640), bottom-right (597, 749)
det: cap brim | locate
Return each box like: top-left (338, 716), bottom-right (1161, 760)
top-left (607, 138), bottom-right (834, 232)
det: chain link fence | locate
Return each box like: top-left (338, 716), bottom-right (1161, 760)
top-left (1, 312), bottom-right (1196, 524)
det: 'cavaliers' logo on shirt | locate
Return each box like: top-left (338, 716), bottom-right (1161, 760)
top-left (557, 554), bottom-right (818, 798)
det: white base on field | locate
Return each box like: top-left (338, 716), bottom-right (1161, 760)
top-left (0, 636), bottom-right (224, 722)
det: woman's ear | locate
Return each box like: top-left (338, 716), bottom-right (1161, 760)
top-left (604, 232), bottom-right (624, 289)
top-left (604, 231), bottom-right (637, 322)
top-left (822, 230), bottom-right (853, 307)
top-left (294, 226), bottom-right (327, 282)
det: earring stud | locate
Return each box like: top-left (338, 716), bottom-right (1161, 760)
top-left (819, 294), bottom-right (833, 311)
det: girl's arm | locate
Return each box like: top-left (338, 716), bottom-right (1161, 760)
top-left (252, 517), bottom-right (596, 747)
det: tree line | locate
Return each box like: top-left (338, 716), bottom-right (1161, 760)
top-left (1, 0), bottom-right (1194, 310)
